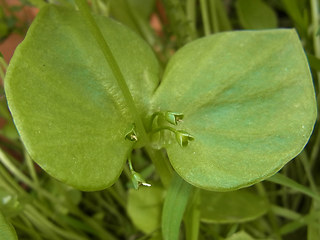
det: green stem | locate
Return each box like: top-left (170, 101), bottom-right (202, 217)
top-left (209, 0), bottom-right (220, 33)
top-left (256, 183), bottom-right (282, 240)
top-left (107, 187), bottom-right (126, 208)
top-left (200, 0), bottom-right (211, 36)
top-left (267, 173), bottom-right (320, 201)
top-left (186, 0), bottom-right (198, 38)
top-left (24, 149), bottom-right (40, 187)
top-left (311, 0), bottom-right (320, 57)
top-left (128, 155), bottom-right (134, 172)
top-left (0, 56), bottom-right (7, 81)
top-left (310, 127), bottom-right (320, 169)
top-left (0, 147), bottom-right (54, 200)
top-left (310, 0), bottom-right (320, 93)
top-left (151, 125), bottom-right (177, 135)
top-left (298, 151), bottom-right (318, 194)
top-left (145, 146), bottom-right (173, 188)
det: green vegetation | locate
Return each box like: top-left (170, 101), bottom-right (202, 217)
top-left (0, 0), bottom-right (319, 239)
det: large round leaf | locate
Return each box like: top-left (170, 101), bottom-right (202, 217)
top-left (152, 29), bottom-right (316, 191)
top-left (5, 5), bottom-right (160, 191)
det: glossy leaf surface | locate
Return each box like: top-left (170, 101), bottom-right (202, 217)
top-left (5, 5), bottom-right (160, 190)
top-left (152, 29), bottom-right (317, 191)
top-left (200, 188), bottom-right (269, 223)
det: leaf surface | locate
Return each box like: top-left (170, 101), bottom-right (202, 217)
top-left (0, 211), bottom-right (18, 240)
top-left (236, 0), bottom-right (277, 29)
top-left (152, 29), bottom-right (317, 191)
top-left (5, 5), bottom-right (160, 190)
top-left (200, 188), bottom-right (269, 223)
top-left (127, 184), bottom-right (164, 234)
top-left (162, 174), bottom-right (193, 240)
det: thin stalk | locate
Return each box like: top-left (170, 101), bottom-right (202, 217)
top-left (107, 187), bottom-right (126, 208)
top-left (255, 183), bottom-right (282, 240)
top-left (24, 149), bottom-right (39, 187)
top-left (310, 0), bottom-right (320, 92)
top-left (311, 0), bottom-right (320, 57)
top-left (151, 125), bottom-right (177, 135)
top-left (298, 151), bottom-right (318, 194)
top-left (145, 146), bottom-right (173, 187)
top-left (0, 164), bottom-right (25, 195)
top-left (12, 221), bottom-right (43, 240)
top-left (209, 0), bottom-right (220, 33)
top-left (72, 207), bottom-right (118, 240)
top-left (310, 128), bottom-right (320, 169)
top-left (24, 207), bottom-right (60, 239)
top-left (0, 56), bottom-right (8, 69)
top-left (200, 0), bottom-right (211, 36)
top-left (0, 147), bottom-right (54, 200)
top-left (29, 204), bottom-right (88, 240)
top-left (0, 56), bottom-right (7, 80)
top-left (186, 0), bottom-right (198, 38)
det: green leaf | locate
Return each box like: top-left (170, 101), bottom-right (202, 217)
top-left (308, 202), bottom-right (320, 240)
top-left (267, 173), bottom-right (320, 201)
top-left (236, 0), bottom-right (278, 29)
top-left (162, 174), bottom-right (193, 240)
top-left (127, 184), bottom-right (164, 234)
top-left (225, 231), bottom-right (254, 240)
top-left (152, 29), bottom-right (317, 191)
top-left (281, 0), bottom-right (309, 33)
top-left (4, 5), bottom-right (160, 191)
top-left (200, 188), bottom-right (269, 224)
top-left (307, 53), bottom-right (320, 71)
top-left (0, 211), bottom-right (18, 240)
top-left (0, 188), bottom-right (22, 218)
top-left (109, 0), bottom-right (156, 40)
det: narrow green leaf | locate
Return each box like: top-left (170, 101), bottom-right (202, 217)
top-left (236, 0), bottom-right (278, 29)
top-left (214, 0), bottom-right (232, 31)
top-left (279, 210), bottom-right (320, 235)
top-left (308, 202), bottom-right (320, 240)
top-left (0, 211), bottom-right (18, 240)
top-left (200, 188), bottom-right (269, 224)
top-left (153, 29), bottom-right (317, 191)
top-left (267, 173), bottom-right (320, 201)
top-left (281, 0), bottom-right (309, 32)
top-left (162, 174), bottom-right (193, 240)
top-left (4, 5), bottom-right (160, 191)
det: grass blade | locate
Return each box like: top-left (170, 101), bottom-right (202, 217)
top-left (162, 173), bottom-right (193, 240)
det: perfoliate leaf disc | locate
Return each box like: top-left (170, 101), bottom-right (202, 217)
top-left (5, 5), bottom-right (160, 191)
top-left (152, 29), bottom-right (317, 191)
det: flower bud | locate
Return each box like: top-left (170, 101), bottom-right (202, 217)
top-left (131, 171), bottom-right (151, 190)
top-left (125, 124), bottom-right (138, 142)
top-left (175, 130), bottom-right (194, 147)
top-left (165, 112), bottom-right (184, 125)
